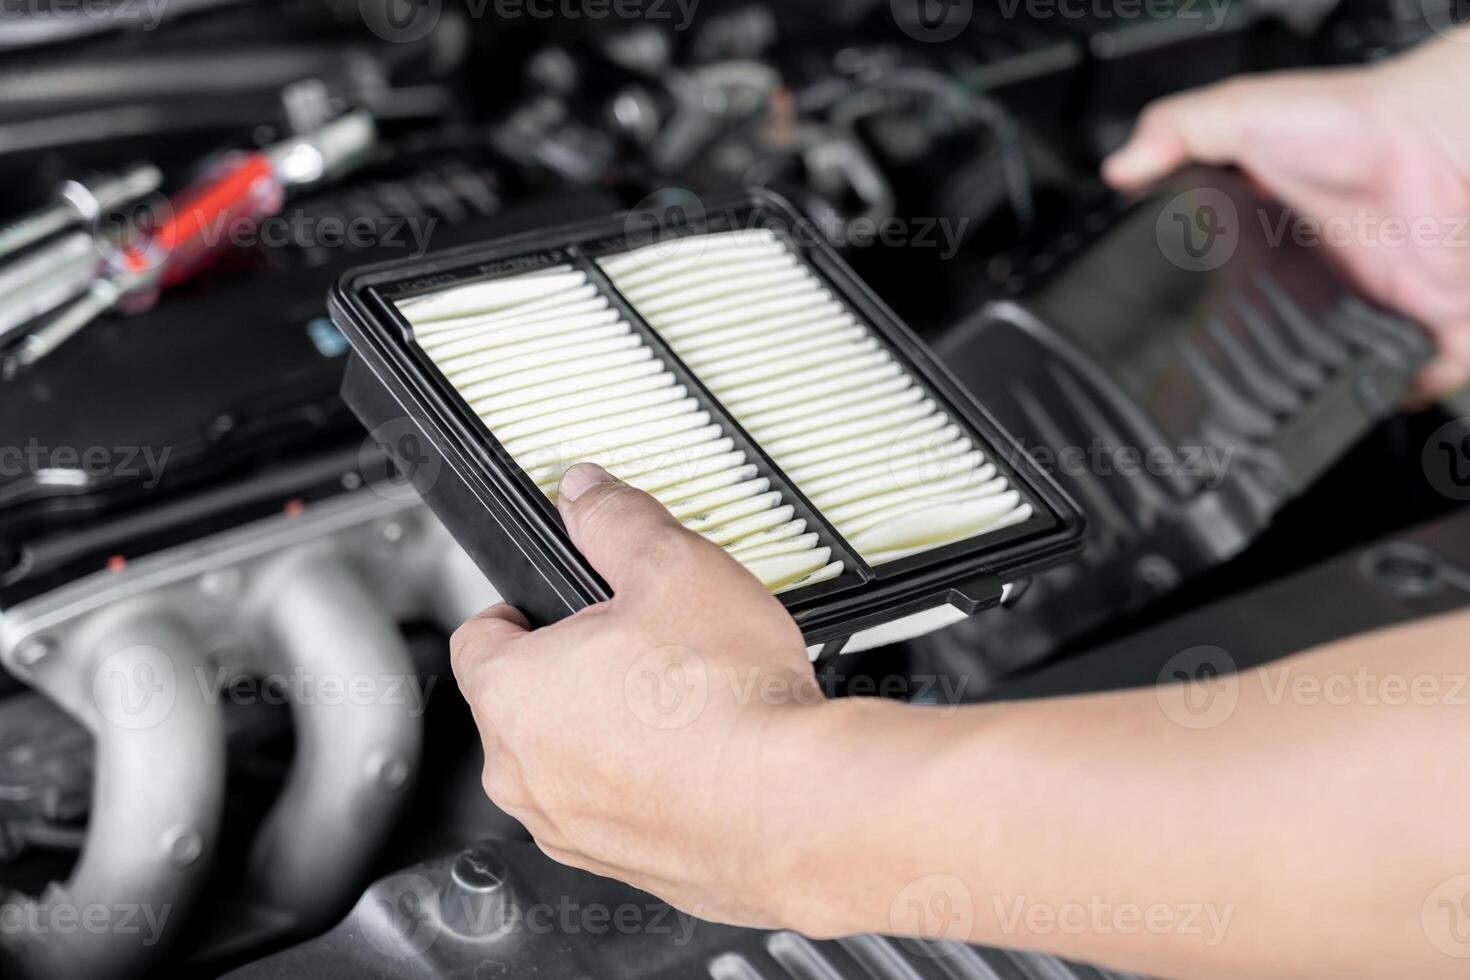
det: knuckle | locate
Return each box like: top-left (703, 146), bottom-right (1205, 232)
top-left (450, 627), bottom-right (499, 684)
top-left (1138, 94), bottom-right (1186, 128)
top-left (480, 762), bottom-right (526, 812)
top-left (1205, 76), bottom-right (1260, 119)
top-left (450, 612), bottom-right (521, 675)
top-left (534, 840), bottom-right (579, 871)
top-left (1136, 100), bottom-right (1170, 129)
top-left (1212, 76), bottom-right (1252, 100)
top-left (450, 612), bottom-right (497, 655)
top-left (449, 622), bottom-right (478, 671)
top-left (479, 763), bottom-right (503, 799)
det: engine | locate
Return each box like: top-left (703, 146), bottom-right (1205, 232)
top-left (1, 1), bottom-right (1467, 977)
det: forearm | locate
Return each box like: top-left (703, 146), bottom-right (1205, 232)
top-left (775, 609), bottom-right (1470, 979)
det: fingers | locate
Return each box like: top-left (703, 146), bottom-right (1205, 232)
top-left (1415, 360), bottom-right (1470, 402)
top-left (1415, 325), bottom-right (1470, 401)
top-left (555, 461), bottom-right (733, 598)
top-left (450, 603), bottom-right (530, 675)
top-left (1103, 79), bottom-right (1256, 190)
top-left (1104, 69), bottom-right (1375, 193)
top-left (1102, 107), bottom-right (1191, 191)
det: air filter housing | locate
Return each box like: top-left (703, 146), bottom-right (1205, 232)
top-left (920, 168), bottom-right (1435, 673)
top-left (329, 190), bottom-right (1083, 653)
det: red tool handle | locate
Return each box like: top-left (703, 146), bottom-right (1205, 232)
top-left (130, 152), bottom-right (286, 289)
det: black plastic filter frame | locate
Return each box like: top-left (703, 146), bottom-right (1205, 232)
top-left (329, 189), bottom-right (1086, 646)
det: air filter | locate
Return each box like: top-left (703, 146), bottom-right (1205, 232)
top-left (330, 191), bottom-right (1083, 654)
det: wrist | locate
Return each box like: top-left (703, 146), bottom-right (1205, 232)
top-left (754, 696), bottom-right (975, 939)
top-left (733, 700), bottom-right (840, 932)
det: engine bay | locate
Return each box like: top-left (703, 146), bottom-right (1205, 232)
top-left (2, 1), bottom-right (1469, 977)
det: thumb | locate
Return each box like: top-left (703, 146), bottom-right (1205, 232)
top-left (555, 461), bottom-right (742, 600)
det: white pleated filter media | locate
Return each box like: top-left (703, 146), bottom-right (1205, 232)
top-left (394, 266), bottom-right (845, 595)
top-left (391, 225), bottom-right (1035, 600)
top-left (598, 228), bottom-right (1034, 565)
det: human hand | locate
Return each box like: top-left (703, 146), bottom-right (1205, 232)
top-left (449, 462), bottom-right (824, 929)
top-left (453, 465), bottom-right (1470, 979)
top-left (1103, 32), bottom-right (1470, 399)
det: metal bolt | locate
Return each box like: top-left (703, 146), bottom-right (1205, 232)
top-left (1136, 555), bottom-right (1181, 592)
top-left (369, 752), bottom-right (409, 792)
top-left (1364, 544), bottom-right (1445, 598)
top-left (200, 568), bottom-right (243, 599)
top-left (163, 826), bottom-right (203, 867)
top-left (442, 846), bottom-right (514, 940)
top-left (207, 414), bottom-right (235, 440)
top-left (379, 520), bottom-right (405, 545)
top-left (452, 848), bottom-right (509, 893)
top-left (14, 636), bottom-right (56, 669)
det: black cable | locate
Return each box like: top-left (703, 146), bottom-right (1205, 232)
top-left (826, 68), bottom-right (1037, 234)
